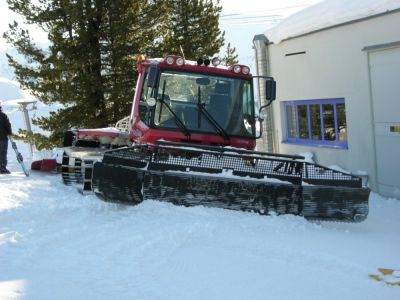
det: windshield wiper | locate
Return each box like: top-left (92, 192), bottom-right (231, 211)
top-left (196, 86), bottom-right (230, 141)
top-left (158, 80), bottom-right (191, 138)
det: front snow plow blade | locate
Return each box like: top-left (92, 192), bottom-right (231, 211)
top-left (92, 141), bottom-right (369, 222)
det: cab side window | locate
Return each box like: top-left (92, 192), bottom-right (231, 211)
top-left (139, 73), bottom-right (153, 125)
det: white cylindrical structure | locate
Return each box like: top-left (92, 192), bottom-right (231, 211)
top-left (18, 101), bottom-right (37, 156)
top-left (253, 34), bottom-right (275, 152)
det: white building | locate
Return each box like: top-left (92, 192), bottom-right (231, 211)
top-left (253, 0), bottom-right (400, 198)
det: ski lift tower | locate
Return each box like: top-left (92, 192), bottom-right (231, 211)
top-left (17, 100), bottom-right (37, 156)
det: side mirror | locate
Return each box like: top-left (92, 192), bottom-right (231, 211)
top-left (147, 66), bottom-right (159, 87)
top-left (265, 78), bottom-right (276, 101)
top-left (257, 77), bottom-right (276, 119)
top-left (251, 76), bottom-right (276, 139)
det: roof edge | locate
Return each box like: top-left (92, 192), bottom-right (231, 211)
top-left (265, 7), bottom-right (400, 45)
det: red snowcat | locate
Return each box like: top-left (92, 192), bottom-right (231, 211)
top-left (62, 55), bottom-right (369, 222)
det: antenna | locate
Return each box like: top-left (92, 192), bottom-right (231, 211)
top-left (179, 45), bottom-right (185, 60)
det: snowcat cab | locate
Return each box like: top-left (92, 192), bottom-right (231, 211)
top-left (128, 55), bottom-right (269, 149)
top-left (62, 55), bottom-right (369, 222)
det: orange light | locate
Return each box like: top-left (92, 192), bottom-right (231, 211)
top-left (137, 55), bottom-right (146, 62)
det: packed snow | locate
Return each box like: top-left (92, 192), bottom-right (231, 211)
top-left (264, 0), bottom-right (400, 44)
top-left (1, 140), bottom-right (400, 299)
top-left (1, 76), bottom-right (400, 299)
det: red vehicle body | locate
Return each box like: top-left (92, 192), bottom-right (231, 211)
top-left (130, 56), bottom-right (256, 150)
top-left (72, 55), bottom-right (259, 150)
top-left (62, 55), bottom-right (369, 223)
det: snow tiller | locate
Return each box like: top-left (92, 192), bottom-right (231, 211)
top-left (92, 141), bottom-right (369, 222)
top-left (62, 55), bottom-right (370, 222)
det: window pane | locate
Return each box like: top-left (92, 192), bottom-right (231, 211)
top-left (337, 103), bottom-right (347, 142)
top-left (323, 104), bottom-right (335, 141)
top-left (286, 105), bottom-right (297, 138)
top-left (310, 104), bottom-right (321, 140)
top-left (283, 99), bottom-right (347, 148)
top-left (140, 74), bottom-right (152, 102)
top-left (241, 81), bottom-right (253, 135)
top-left (298, 105), bottom-right (309, 139)
top-left (139, 74), bottom-right (151, 125)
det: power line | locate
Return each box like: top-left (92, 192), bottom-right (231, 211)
top-left (220, 18), bottom-right (282, 24)
top-left (220, 3), bottom-right (315, 18)
top-left (221, 18), bottom-right (281, 23)
top-left (220, 13), bottom-right (240, 17)
top-left (220, 16), bottom-right (283, 26)
top-left (220, 14), bottom-right (281, 21)
top-left (218, 2), bottom-right (319, 26)
top-left (220, 20), bottom-right (282, 26)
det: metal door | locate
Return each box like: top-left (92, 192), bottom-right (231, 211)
top-left (369, 46), bottom-right (400, 199)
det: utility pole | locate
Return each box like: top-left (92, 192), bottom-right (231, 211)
top-left (17, 100), bottom-right (37, 156)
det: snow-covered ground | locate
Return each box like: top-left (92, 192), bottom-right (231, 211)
top-left (0, 52), bottom-right (399, 299)
top-left (1, 141), bottom-right (400, 299)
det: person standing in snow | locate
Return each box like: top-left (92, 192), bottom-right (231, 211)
top-left (0, 102), bottom-right (12, 174)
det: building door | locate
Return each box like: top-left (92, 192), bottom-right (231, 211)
top-left (369, 46), bottom-right (400, 199)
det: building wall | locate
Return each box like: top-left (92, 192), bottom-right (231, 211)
top-left (265, 11), bottom-right (400, 192)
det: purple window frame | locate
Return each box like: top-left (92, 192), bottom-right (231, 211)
top-left (283, 98), bottom-right (348, 149)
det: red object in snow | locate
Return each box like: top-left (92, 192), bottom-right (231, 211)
top-left (31, 159), bottom-right (57, 172)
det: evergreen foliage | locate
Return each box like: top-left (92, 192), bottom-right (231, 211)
top-left (160, 0), bottom-right (224, 60)
top-left (222, 42), bottom-right (239, 65)
top-left (4, 0), bottom-right (234, 149)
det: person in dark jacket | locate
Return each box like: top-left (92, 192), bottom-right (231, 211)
top-left (0, 102), bottom-right (12, 174)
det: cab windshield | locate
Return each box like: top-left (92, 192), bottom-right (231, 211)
top-left (141, 70), bottom-right (255, 138)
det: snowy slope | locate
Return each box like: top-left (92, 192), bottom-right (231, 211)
top-left (1, 143), bottom-right (400, 299)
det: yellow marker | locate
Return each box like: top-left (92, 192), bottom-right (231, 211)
top-left (390, 126), bottom-right (400, 133)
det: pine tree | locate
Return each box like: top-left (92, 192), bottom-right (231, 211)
top-left (4, 0), bottom-right (168, 148)
top-left (222, 42), bottom-right (239, 65)
top-left (160, 0), bottom-right (225, 60)
top-left (4, 0), bottom-right (234, 149)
